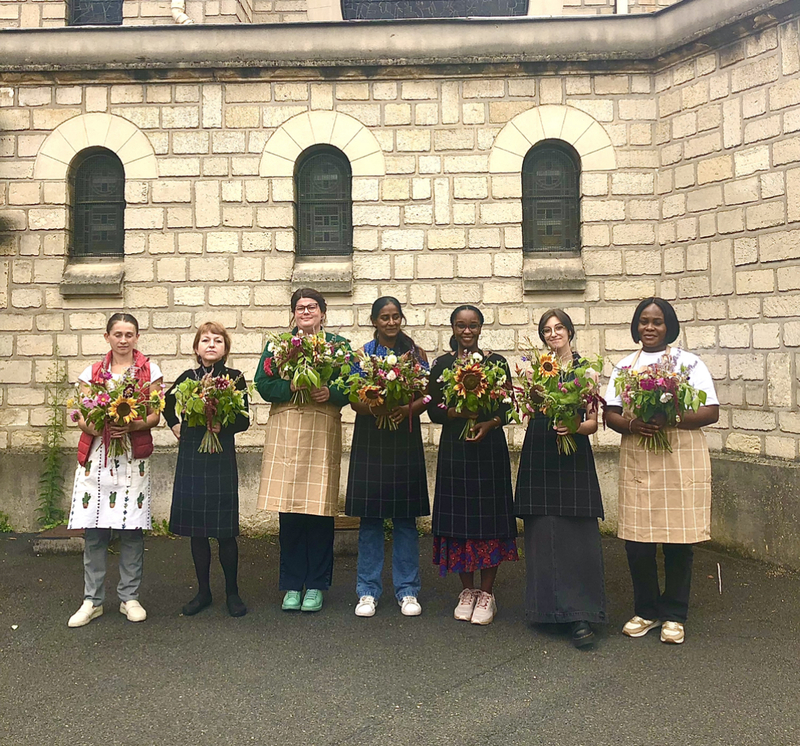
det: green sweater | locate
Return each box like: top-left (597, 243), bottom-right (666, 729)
top-left (254, 330), bottom-right (351, 408)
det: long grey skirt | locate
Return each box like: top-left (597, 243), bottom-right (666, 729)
top-left (523, 515), bottom-right (607, 624)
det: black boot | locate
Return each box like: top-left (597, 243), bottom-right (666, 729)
top-left (570, 620), bottom-right (595, 648)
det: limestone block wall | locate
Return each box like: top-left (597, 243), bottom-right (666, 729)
top-left (0, 0), bottom-right (65, 28)
top-left (650, 18), bottom-right (800, 459)
top-left (0, 14), bottom-right (798, 466)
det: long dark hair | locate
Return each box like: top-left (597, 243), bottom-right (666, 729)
top-left (106, 313), bottom-right (139, 334)
top-left (449, 304), bottom-right (484, 351)
top-left (371, 296), bottom-right (417, 356)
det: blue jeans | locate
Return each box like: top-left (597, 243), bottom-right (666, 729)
top-left (356, 517), bottom-right (421, 602)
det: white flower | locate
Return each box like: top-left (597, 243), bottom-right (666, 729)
top-left (386, 370), bottom-right (397, 382)
top-left (503, 397), bottom-right (512, 404)
top-left (660, 392), bottom-right (673, 403)
top-left (472, 352), bottom-right (482, 362)
top-left (386, 354), bottom-right (398, 366)
top-left (335, 349), bottom-right (344, 357)
top-left (267, 343), bottom-right (275, 353)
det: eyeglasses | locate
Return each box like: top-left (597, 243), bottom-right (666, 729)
top-left (295, 304), bottom-right (319, 314)
top-left (454, 323), bottom-right (481, 332)
top-left (542, 324), bottom-right (566, 337)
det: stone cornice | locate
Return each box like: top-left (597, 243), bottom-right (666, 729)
top-left (0, 0), bottom-right (794, 73)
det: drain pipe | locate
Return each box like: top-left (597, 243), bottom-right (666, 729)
top-left (171, 0), bottom-right (194, 24)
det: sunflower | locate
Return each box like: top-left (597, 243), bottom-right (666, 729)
top-left (357, 385), bottom-right (385, 406)
top-left (453, 363), bottom-right (488, 398)
top-left (108, 395), bottom-right (138, 424)
top-left (538, 353), bottom-right (560, 378)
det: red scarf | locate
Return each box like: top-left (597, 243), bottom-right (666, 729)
top-left (76, 350), bottom-right (154, 467)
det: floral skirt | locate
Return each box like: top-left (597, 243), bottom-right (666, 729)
top-left (433, 536), bottom-right (518, 578)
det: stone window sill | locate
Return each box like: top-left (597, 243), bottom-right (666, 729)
top-left (291, 257), bottom-right (353, 294)
top-left (60, 260), bottom-right (125, 298)
top-left (522, 252), bottom-right (586, 293)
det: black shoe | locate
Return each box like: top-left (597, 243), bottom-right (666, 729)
top-left (570, 621), bottom-right (595, 648)
top-left (182, 592), bottom-right (212, 616)
top-left (226, 593), bottom-right (247, 617)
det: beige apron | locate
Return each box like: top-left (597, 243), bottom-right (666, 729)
top-left (257, 401), bottom-right (342, 517)
top-left (617, 347), bottom-right (711, 544)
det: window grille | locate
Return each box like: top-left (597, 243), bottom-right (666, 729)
top-left (522, 142), bottom-right (580, 252)
top-left (341, 0), bottom-right (527, 19)
top-left (70, 149), bottom-right (125, 258)
top-left (296, 147), bottom-right (352, 258)
top-left (68, 0), bottom-right (124, 25)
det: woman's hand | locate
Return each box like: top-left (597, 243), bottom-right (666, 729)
top-left (465, 419), bottom-right (499, 443)
top-left (390, 404), bottom-right (410, 425)
top-left (448, 407), bottom-right (478, 420)
top-left (630, 417), bottom-right (662, 437)
top-left (207, 423), bottom-right (221, 434)
top-left (310, 386), bottom-right (331, 404)
top-left (553, 422), bottom-right (572, 436)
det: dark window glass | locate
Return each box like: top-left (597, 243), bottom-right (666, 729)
top-left (342, 0), bottom-right (527, 19)
top-left (522, 142), bottom-right (580, 252)
top-left (69, 149), bottom-right (125, 258)
top-left (68, 0), bottom-right (123, 26)
top-left (295, 147), bottom-right (352, 258)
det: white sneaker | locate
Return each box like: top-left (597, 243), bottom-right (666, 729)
top-left (454, 588), bottom-right (479, 621)
top-left (355, 595), bottom-right (377, 617)
top-left (119, 600), bottom-right (147, 622)
top-left (68, 600), bottom-right (103, 628)
top-left (470, 591), bottom-right (497, 625)
top-left (399, 596), bottom-right (422, 616)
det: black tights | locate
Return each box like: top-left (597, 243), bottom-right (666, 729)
top-left (190, 536), bottom-right (239, 597)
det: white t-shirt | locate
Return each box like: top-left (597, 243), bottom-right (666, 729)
top-left (78, 361), bottom-right (163, 385)
top-left (605, 348), bottom-right (719, 408)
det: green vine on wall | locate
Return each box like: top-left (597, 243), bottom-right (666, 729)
top-left (38, 356), bottom-right (68, 530)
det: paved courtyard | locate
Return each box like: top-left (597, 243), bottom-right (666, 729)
top-left (1, 533), bottom-right (799, 746)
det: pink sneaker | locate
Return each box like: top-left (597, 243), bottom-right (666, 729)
top-left (470, 591), bottom-right (497, 625)
top-left (454, 588), bottom-right (479, 621)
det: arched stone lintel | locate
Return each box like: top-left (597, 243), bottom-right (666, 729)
top-left (489, 104), bottom-right (616, 174)
top-left (259, 110), bottom-right (386, 179)
top-left (33, 113), bottom-right (158, 180)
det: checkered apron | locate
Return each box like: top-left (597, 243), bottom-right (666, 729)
top-left (618, 427), bottom-right (711, 544)
top-left (257, 401), bottom-right (343, 517)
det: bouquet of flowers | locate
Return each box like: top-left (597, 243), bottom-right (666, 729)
top-left (342, 351), bottom-right (430, 430)
top-left (438, 352), bottom-right (515, 440)
top-left (172, 373), bottom-right (251, 454)
top-left (263, 331), bottom-right (352, 405)
top-left (613, 354), bottom-right (707, 453)
top-left (69, 371), bottom-right (164, 460)
top-left (514, 344), bottom-right (604, 456)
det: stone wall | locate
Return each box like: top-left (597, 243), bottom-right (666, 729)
top-left (0, 0), bottom-right (680, 28)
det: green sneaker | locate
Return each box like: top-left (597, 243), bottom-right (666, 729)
top-left (282, 591), bottom-right (302, 611)
top-left (301, 589), bottom-right (323, 612)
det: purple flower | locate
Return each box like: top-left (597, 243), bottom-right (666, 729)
top-left (639, 378), bottom-right (656, 391)
top-left (100, 369), bottom-right (113, 381)
top-left (291, 337), bottom-right (302, 347)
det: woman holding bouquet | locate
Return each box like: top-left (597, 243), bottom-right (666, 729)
top-left (165, 322), bottom-right (250, 618)
top-left (514, 309), bottom-right (606, 648)
top-left (255, 288), bottom-right (351, 613)
top-left (427, 305), bottom-right (517, 625)
top-left (345, 296), bottom-right (430, 618)
top-left (605, 297), bottom-right (719, 645)
top-left (67, 313), bottom-right (163, 628)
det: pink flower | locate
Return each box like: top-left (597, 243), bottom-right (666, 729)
top-left (99, 369), bottom-right (113, 381)
top-left (96, 392), bottom-right (111, 406)
top-left (422, 395), bottom-right (432, 404)
top-left (82, 397), bottom-right (96, 408)
top-left (70, 410), bottom-right (80, 422)
top-left (291, 337), bottom-right (302, 348)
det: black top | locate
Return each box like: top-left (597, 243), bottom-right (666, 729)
top-left (165, 362), bottom-right (250, 538)
top-left (513, 352), bottom-right (604, 519)
top-left (427, 351), bottom-right (516, 540)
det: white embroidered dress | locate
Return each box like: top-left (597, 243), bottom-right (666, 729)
top-left (67, 363), bottom-right (162, 531)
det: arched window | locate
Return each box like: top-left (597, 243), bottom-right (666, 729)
top-left (68, 0), bottom-right (124, 25)
top-left (295, 146), bottom-right (352, 258)
top-left (69, 148), bottom-right (125, 258)
top-left (522, 141), bottom-right (580, 253)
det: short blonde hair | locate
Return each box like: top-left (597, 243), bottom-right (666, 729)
top-left (193, 321), bottom-right (231, 363)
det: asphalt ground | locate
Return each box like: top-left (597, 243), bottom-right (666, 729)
top-left (1, 533), bottom-right (799, 746)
